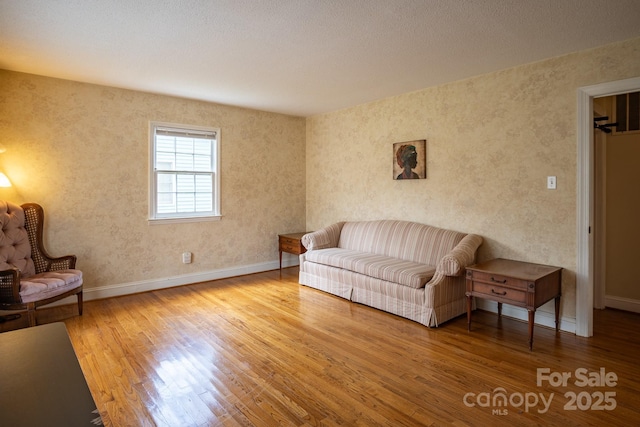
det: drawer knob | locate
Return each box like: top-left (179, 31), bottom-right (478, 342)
top-left (491, 289), bottom-right (507, 296)
top-left (491, 277), bottom-right (507, 284)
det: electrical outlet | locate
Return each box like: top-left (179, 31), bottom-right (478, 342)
top-left (547, 176), bottom-right (557, 190)
top-left (182, 252), bottom-right (192, 264)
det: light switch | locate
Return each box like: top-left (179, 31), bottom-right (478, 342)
top-left (547, 176), bottom-right (557, 190)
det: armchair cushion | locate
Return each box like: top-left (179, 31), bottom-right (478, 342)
top-left (19, 269), bottom-right (83, 303)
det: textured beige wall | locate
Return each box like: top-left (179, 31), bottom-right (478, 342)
top-left (0, 70), bottom-right (306, 289)
top-left (306, 37), bottom-right (640, 320)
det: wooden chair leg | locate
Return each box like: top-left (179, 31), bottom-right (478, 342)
top-left (77, 291), bottom-right (83, 316)
top-left (27, 303), bottom-right (37, 327)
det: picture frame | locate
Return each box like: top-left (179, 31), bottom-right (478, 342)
top-left (393, 139), bottom-right (426, 180)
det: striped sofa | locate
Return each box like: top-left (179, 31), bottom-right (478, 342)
top-left (299, 220), bottom-right (483, 327)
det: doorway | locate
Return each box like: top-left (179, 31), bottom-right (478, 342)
top-left (594, 93), bottom-right (640, 313)
top-left (576, 77), bottom-right (640, 337)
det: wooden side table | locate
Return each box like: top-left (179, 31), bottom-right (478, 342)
top-left (278, 232), bottom-right (309, 271)
top-left (465, 258), bottom-right (562, 350)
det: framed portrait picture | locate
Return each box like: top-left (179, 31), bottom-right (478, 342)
top-left (393, 139), bottom-right (426, 180)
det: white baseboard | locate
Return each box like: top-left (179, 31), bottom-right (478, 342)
top-left (605, 295), bottom-right (640, 313)
top-left (43, 258), bottom-right (300, 307)
top-left (476, 299), bottom-right (576, 334)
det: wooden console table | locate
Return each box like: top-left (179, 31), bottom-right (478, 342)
top-left (465, 258), bottom-right (562, 350)
top-left (0, 322), bottom-right (101, 426)
top-left (278, 232), bottom-right (309, 271)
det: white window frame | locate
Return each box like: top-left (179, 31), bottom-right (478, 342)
top-left (613, 91), bottom-right (640, 135)
top-left (149, 121), bottom-right (221, 224)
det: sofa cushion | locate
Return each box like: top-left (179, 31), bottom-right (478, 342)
top-left (304, 248), bottom-right (436, 289)
top-left (19, 269), bottom-right (83, 303)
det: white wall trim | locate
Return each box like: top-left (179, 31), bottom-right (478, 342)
top-left (576, 76), bottom-right (640, 337)
top-left (476, 300), bottom-right (575, 334)
top-left (44, 257), bottom-right (300, 307)
top-left (604, 296), bottom-right (640, 314)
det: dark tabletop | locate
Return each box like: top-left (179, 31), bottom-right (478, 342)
top-left (0, 322), bottom-right (101, 426)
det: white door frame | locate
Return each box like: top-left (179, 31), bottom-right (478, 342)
top-left (576, 76), bottom-right (640, 337)
top-left (593, 103), bottom-right (606, 311)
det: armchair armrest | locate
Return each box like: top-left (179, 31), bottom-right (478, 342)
top-left (301, 222), bottom-right (345, 251)
top-left (47, 255), bottom-right (77, 271)
top-left (436, 234), bottom-right (483, 277)
top-left (30, 251), bottom-right (76, 273)
top-left (0, 268), bottom-right (21, 304)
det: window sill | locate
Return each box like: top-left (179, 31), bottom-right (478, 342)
top-left (148, 215), bottom-right (222, 225)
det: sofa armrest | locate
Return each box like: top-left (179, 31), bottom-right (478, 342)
top-left (301, 222), bottom-right (345, 251)
top-left (436, 234), bottom-right (483, 276)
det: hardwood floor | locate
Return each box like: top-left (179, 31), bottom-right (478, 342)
top-left (8, 268), bottom-right (640, 426)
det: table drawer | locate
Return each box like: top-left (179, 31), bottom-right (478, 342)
top-left (471, 282), bottom-right (527, 304)
top-left (279, 237), bottom-right (305, 255)
top-left (281, 243), bottom-right (302, 253)
top-left (280, 236), bottom-right (298, 246)
top-left (468, 270), bottom-right (529, 290)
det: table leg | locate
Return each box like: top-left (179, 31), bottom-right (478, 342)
top-left (497, 302), bottom-right (502, 317)
top-left (554, 296), bottom-right (561, 331)
top-left (528, 310), bottom-right (535, 351)
top-left (466, 295), bottom-right (472, 331)
top-left (279, 251), bottom-right (283, 272)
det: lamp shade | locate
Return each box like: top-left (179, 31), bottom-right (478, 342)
top-left (0, 172), bottom-right (12, 187)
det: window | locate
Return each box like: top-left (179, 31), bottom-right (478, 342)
top-left (614, 91), bottom-right (640, 134)
top-left (149, 122), bottom-right (220, 223)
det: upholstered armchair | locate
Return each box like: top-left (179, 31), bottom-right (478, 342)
top-left (0, 201), bottom-right (83, 326)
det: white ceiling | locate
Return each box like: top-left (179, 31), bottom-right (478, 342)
top-left (2, 0), bottom-right (640, 117)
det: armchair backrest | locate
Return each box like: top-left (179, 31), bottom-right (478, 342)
top-left (0, 201), bottom-right (36, 278)
top-left (21, 203), bottom-right (71, 273)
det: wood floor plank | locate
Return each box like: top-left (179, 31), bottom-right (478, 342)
top-left (12, 267), bottom-right (640, 426)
